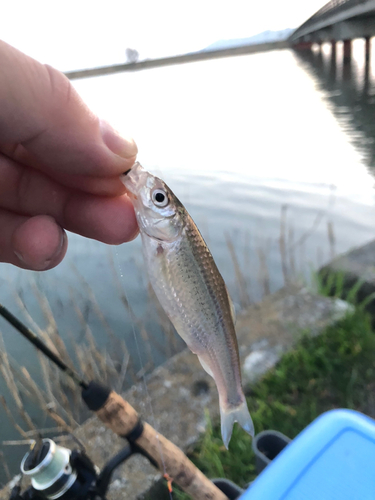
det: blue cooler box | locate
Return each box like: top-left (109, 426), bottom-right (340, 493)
top-left (240, 409), bottom-right (375, 499)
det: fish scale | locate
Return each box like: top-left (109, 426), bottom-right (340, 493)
top-left (121, 162), bottom-right (254, 447)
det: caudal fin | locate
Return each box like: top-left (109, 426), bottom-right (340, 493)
top-left (220, 401), bottom-right (254, 449)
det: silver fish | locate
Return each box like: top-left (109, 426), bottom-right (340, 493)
top-left (121, 162), bottom-right (254, 447)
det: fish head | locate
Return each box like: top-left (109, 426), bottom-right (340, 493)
top-left (121, 162), bottom-right (185, 242)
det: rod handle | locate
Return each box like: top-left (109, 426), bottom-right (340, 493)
top-left (95, 390), bottom-right (228, 500)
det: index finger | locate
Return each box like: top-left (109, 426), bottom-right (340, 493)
top-left (0, 40), bottom-right (137, 177)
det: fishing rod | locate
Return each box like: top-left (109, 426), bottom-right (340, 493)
top-left (0, 303), bottom-right (234, 500)
top-left (0, 305), bottom-right (86, 389)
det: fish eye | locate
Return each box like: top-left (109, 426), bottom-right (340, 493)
top-left (152, 189), bottom-right (169, 208)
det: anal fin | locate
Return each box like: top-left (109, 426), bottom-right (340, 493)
top-left (197, 355), bottom-right (214, 378)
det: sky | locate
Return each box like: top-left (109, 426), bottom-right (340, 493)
top-left (1, 0), bottom-right (327, 71)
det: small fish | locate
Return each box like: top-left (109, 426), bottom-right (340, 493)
top-left (121, 162), bottom-right (254, 447)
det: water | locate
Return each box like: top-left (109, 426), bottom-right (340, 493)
top-left (1, 47), bottom-right (375, 483)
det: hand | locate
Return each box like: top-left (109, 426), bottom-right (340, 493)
top-left (0, 40), bottom-right (139, 271)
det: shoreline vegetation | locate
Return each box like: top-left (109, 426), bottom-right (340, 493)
top-left (0, 207), bottom-right (374, 496)
top-left (170, 288), bottom-right (375, 500)
top-left (0, 205), bottom-right (337, 450)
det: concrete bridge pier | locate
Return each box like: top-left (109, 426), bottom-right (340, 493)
top-left (317, 42), bottom-right (323, 62)
top-left (365, 36), bottom-right (371, 62)
top-left (331, 40), bottom-right (337, 58)
top-left (343, 39), bottom-right (352, 62)
top-left (330, 40), bottom-right (337, 79)
top-left (296, 41), bottom-right (313, 50)
top-left (342, 39), bottom-right (352, 80)
top-left (364, 37), bottom-right (371, 93)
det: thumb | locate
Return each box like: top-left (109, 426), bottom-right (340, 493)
top-left (0, 213), bottom-right (67, 271)
top-left (0, 40), bottom-right (137, 178)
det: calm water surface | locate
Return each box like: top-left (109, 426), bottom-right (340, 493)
top-left (1, 47), bottom-right (375, 480)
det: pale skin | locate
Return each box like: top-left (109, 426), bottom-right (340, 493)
top-left (0, 40), bottom-right (139, 271)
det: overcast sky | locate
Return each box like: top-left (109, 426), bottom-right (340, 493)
top-left (1, 0), bottom-right (327, 71)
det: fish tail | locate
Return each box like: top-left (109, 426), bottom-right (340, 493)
top-left (220, 401), bottom-right (254, 449)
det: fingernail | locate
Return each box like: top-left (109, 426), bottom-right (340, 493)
top-left (100, 119), bottom-right (138, 159)
top-left (42, 230), bottom-right (66, 267)
top-left (14, 250), bottom-right (26, 264)
top-left (46, 229), bottom-right (67, 264)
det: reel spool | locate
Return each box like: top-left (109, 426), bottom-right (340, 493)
top-left (19, 439), bottom-right (96, 500)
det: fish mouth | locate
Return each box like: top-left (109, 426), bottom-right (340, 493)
top-left (120, 161), bottom-right (146, 196)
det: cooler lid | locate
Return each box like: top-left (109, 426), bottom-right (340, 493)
top-left (241, 409), bottom-right (375, 500)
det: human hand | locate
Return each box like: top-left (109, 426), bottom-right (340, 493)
top-left (0, 40), bottom-right (139, 271)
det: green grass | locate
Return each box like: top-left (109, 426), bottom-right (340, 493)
top-left (313, 268), bottom-right (375, 312)
top-left (169, 301), bottom-right (375, 499)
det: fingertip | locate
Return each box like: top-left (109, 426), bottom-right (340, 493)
top-left (64, 193), bottom-right (139, 245)
top-left (12, 215), bottom-right (68, 271)
top-left (98, 194), bottom-right (139, 245)
top-left (127, 225), bottom-right (140, 242)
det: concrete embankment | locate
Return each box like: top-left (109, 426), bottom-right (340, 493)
top-left (64, 41), bottom-right (289, 80)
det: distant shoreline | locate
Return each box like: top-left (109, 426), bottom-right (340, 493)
top-left (64, 40), bottom-right (289, 80)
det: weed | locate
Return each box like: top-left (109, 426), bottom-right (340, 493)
top-left (169, 304), bottom-right (375, 499)
top-left (314, 267), bottom-right (375, 312)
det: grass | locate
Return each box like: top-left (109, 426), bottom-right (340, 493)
top-left (314, 267), bottom-right (375, 314)
top-left (169, 295), bottom-right (375, 499)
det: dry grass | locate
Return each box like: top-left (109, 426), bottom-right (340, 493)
top-left (2, 204), bottom-right (332, 427)
top-left (0, 279), bottom-right (134, 448)
top-left (0, 258), bottom-right (185, 461)
top-left (0, 203), bottom-right (336, 487)
top-left (224, 204), bottom-right (330, 309)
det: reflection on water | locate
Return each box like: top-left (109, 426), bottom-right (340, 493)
top-left (296, 39), bottom-right (375, 179)
top-left (1, 49), bottom-right (375, 482)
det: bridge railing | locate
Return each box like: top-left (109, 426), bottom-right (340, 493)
top-left (290, 0), bottom-right (368, 40)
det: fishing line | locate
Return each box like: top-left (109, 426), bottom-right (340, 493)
top-left (113, 249), bottom-right (173, 499)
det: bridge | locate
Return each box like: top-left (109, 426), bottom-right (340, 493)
top-left (289, 0), bottom-right (375, 61)
top-left (65, 1), bottom-right (375, 81)
top-left (65, 41), bottom-right (288, 80)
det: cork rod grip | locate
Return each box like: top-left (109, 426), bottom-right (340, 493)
top-left (95, 391), bottom-right (228, 500)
